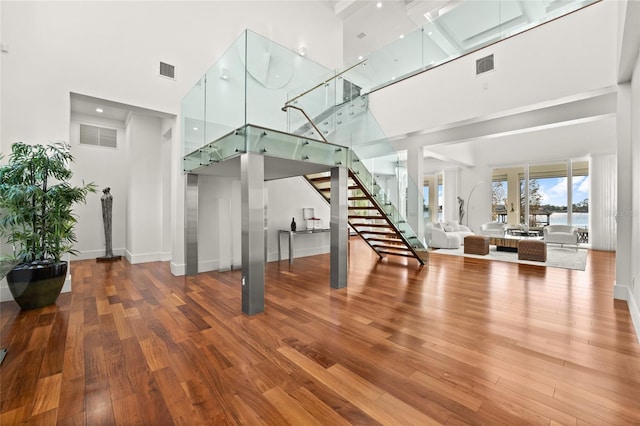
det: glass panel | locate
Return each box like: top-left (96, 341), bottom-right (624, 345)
top-left (203, 32), bottom-right (247, 150)
top-left (571, 160), bottom-right (589, 235)
top-left (245, 126), bottom-right (347, 167)
top-left (246, 31), bottom-right (331, 133)
top-left (182, 75), bottom-right (206, 157)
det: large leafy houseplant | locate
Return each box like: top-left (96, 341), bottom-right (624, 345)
top-left (0, 141), bottom-right (96, 309)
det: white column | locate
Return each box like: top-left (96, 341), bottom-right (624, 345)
top-left (443, 168), bottom-right (461, 223)
top-left (591, 154), bottom-right (617, 251)
top-left (406, 146), bottom-right (424, 241)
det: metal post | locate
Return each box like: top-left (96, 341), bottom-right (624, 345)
top-left (241, 153), bottom-right (265, 315)
top-left (330, 167), bottom-right (348, 289)
top-left (185, 174), bottom-right (198, 276)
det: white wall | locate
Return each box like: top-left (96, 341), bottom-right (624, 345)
top-left (70, 115), bottom-right (128, 259)
top-left (630, 53), bottom-right (640, 339)
top-left (195, 175), bottom-right (330, 273)
top-left (126, 114), bottom-right (165, 263)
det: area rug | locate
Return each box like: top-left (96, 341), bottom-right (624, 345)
top-left (433, 245), bottom-right (588, 271)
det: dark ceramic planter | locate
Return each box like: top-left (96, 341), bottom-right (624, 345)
top-left (6, 261), bottom-right (67, 310)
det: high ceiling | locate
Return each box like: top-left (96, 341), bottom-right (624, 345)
top-left (335, 0), bottom-right (596, 64)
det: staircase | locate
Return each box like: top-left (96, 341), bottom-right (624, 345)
top-left (305, 170), bottom-right (429, 265)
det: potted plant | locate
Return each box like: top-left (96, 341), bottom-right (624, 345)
top-left (0, 141), bottom-right (96, 309)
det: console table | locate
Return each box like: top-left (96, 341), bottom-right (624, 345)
top-left (278, 229), bottom-right (330, 264)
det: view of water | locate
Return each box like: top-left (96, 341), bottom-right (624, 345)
top-left (424, 212), bottom-right (589, 227)
top-left (548, 212), bottom-right (589, 227)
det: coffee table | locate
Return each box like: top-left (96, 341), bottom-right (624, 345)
top-left (489, 236), bottom-right (542, 252)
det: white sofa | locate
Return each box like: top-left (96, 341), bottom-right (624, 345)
top-left (543, 224), bottom-right (578, 247)
top-left (427, 220), bottom-right (474, 249)
top-left (479, 222), bottom-right (506, 237)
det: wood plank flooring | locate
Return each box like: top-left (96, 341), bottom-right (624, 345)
top-left (1, 238), bottom-right (639, 425)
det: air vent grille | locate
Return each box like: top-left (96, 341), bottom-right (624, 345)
top-left (159, 62), bottom-right (175, 79)
top-left (79, 124), bottom-right (117, 148)
top-left (476, 54), bottom-right (494, 75)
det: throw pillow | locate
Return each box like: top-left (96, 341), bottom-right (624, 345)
top-left (444, 225), bottom-right (454, 232)
top-left (447, 220), bottom-right (461, 231)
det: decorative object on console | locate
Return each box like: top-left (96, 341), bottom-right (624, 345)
top-left (291, 218), bottom-right (297, 231)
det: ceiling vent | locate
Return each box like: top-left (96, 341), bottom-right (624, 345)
top-left (356, 32), bottom-right (367, 39)
top-left (476, 54), bottom-right (494, 75)
top-left (79, 124), bottom-right (117, 148)
top-left (159, 61), bottom-right (175, 80)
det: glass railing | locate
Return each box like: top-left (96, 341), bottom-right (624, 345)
top-left (182, 124), bottom-right (348, 172)
top-left (182, 29), bottom-right (335, 161)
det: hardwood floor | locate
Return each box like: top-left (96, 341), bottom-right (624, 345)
top-left (1, 238), bottom-right (639, 425)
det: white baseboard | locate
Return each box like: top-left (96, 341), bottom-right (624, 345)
top-left (613, 282), bottom-right (640, 343)
top-left (170, 262), bottom-right (185, 276)
top-left (124, 250), bottom-right (167, 265)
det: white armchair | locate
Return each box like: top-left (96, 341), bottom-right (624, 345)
top-left (479, 222), bottom-right (506, 237)
top-left (543, 225), bottom-right (578, 248)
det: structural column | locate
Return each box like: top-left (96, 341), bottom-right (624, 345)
top-left (241, 153), bottom-right (265, 315)
top-left (443, 168), bottom-right (461, 222)
top-left (185, 173), bottom-right (198, 276)
top-left (330, 166), bottom-right (348, 289)
top-left (407, 146), bottom-right (425, 242)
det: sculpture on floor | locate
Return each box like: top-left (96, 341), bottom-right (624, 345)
top-left (457, 196), bottom-right (465, 223)
top-left (97, 187), bottom-right (121, 262)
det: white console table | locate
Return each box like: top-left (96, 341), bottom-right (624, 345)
top-left (278, 229), bottom-right (330, 264)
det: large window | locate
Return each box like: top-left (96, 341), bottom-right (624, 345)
top-left (423, 174), bottom-right (443, 223)
top-left (571, 161), bottom-right (589, 229)
top-left (492, 159), bottom-right (589, 229)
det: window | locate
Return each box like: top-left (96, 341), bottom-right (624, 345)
top-left (493, 159), bottom-right (589, 229)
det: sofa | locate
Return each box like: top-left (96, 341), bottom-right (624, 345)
top-left (479, 222), bottom-right (506, 237)
top-left (426, 220), bottom-right (474, 249)
top-left (543, 224), bottom-right (578, 248)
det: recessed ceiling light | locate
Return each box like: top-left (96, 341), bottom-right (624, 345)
top-left (358, 55), bottom-right (363, 60)
top-left (400, 34), bottom-right (404, 39)
top-left (428, 31), bottom-right (433, 36)
top-left (193, 127), bottom-right (198, 131)
top-left (95, 108), bottom-right (103, 113)
top-left (376, 2), bottom-right (382, 8)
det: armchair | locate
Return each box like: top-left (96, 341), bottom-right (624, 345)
top-left (479, 222), bottom-right (506, 237)
top-left (543, 225), bottom-right (578, 248)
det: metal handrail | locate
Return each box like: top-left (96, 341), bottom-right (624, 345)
top-left (281, 104), bottom-right (329, 143)
top-left (284, 59), bottom-right (367, 107)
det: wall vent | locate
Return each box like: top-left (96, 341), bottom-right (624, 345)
top-left (79, 124), bottom-right (117, 148)
top-left (159, 61), bottom-right (175, 79)
top-left (476, 54), bottom-right (494, 75)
